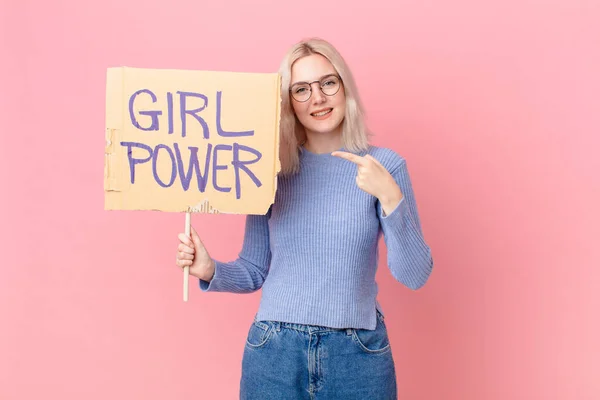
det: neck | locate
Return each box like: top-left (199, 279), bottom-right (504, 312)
top-left (303, 130), bottom-right (343, 154)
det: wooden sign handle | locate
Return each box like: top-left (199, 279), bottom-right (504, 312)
top-left (183, 212), bottom-right (191, 302)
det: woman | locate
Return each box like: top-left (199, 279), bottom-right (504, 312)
top-left (175, 38), bottom-right (433, 399)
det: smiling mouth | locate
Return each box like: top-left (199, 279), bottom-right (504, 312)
top-left (311, 108), bottom-right (333, 117)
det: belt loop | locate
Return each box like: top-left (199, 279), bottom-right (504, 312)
top-left (275, 321), bottom-right (281, 332)
top-left (346, 329), bottom-right (353, 336)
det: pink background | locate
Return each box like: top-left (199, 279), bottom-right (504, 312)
top-left (1, 0), bottom-right (599, 399)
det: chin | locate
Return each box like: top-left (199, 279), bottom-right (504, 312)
top-left (305, 117), bottom-right (344, 136)
top-left (315, 126), bottom-right (343, 135)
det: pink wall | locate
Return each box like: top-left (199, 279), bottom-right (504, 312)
top-left (1, 0), bottom-right (598, 399)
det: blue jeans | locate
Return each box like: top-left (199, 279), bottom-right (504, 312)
top-left (240, 310), bottom-right (397, 399)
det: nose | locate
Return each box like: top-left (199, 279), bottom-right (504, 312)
top-left (310, 82), bottom-right (326, 104)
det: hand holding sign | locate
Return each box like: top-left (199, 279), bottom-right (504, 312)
top-left (331, 151), bottom-right (404, 215)
top-left (176, 223), bottom-right (215, 282)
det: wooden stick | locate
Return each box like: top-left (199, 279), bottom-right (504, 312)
top-left (183, 212), bottom-right (191, 302)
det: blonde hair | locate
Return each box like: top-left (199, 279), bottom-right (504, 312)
top-left (278, 38), bottom-right (370, 175)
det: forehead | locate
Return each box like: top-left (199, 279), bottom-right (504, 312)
top-left (291, 54), bottom-right (337, 83)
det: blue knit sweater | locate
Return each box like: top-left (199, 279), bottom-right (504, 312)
top-left (200, 145), bottom-right (433, 330)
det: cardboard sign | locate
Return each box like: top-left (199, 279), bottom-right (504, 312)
top-left (104, 67), bottom-right (281, 214)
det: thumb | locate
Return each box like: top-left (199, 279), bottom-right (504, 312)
top-left (190, 226), bottom-right (204, 247)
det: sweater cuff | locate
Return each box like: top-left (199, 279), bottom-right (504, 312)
top-left (379, 196), bottom-right (408, 227)
top-left (198, 260), bottom-right (225, 292)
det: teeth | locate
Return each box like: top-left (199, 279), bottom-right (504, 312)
top-left (312, 109), bottom-right (332, 117)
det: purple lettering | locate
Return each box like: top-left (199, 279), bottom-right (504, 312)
top-left (178, 91), bottom-right (209, 139)
top-left (152, 144), bottom-right (176, 187)
top-left (232, 143), bottom-right (262, 199)
top-left (167, 92), bottom-right (174, 134)
top-left (129, 89), bottom-right (161, 131)
top-left (212, 144), bottom-right (232, 193)
top-left (216, 91), bottom-right (254, 137)
top-left (120, 141), bottom-right (153, 184)
top-left (173, 143), bottom-right (212, 192)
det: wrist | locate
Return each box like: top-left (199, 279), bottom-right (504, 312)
top-left (379, 187), bottom-right (403, 216)
top-left (194, 260), bottom-right (216, 282)
top-left (204, 260), bottom-right (216, 281)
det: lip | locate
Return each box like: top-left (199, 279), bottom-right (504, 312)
top-left (310, 108), bottom-right (333, 119)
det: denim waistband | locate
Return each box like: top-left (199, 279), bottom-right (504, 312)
top-left (280, 321), bottom-right (351, 334)
top-left (254, 310), bottom-right (384, 335)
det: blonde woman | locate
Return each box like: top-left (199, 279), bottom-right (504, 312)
top-left (176, 38), bottom-right (433, 399)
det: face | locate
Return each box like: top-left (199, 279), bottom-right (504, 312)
top-left (290, 54), bottom-right (346, 137)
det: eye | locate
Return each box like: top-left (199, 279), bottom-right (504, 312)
top-left (295, 87), bottom-right (307, 94)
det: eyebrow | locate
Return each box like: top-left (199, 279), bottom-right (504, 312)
top-left (291, 73), bottom-right (338, 86)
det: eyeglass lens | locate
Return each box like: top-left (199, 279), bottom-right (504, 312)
top-left (290, 75), bottom-right (341, 102)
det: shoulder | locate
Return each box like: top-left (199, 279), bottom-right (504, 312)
top-left (364, 145), bottom-right (406, 173)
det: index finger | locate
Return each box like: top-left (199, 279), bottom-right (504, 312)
top-left (178, 233), bottom-right (193, 247)
top-left (331, 151), bottom-right (366, 166)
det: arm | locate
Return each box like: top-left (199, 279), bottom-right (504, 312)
top-left (378, 160), bottom-right (433, 290)
top-left (199, 209), bottom-right (272, 293)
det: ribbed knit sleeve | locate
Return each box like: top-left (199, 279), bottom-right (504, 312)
top-left (199, 210), bottom-right (271, 293)
top-left (378, 158), bottom-right (433, 290)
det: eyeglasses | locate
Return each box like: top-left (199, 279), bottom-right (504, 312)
top-left (289, 74), bottom-right (342, 102)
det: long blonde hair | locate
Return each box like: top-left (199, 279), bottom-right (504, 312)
top-left (278, 38), bottom-right (370, 175)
